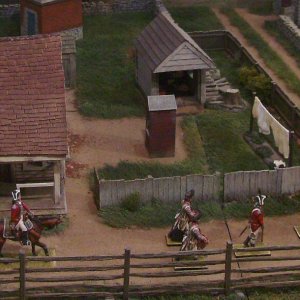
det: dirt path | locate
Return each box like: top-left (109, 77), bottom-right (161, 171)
top-left (212, 7), bottom-right (300, 109)
top-left (36, 91), bottom-right (230, 256)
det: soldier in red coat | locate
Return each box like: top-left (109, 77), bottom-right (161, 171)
top-left (11, 189), bottom-right (34, 246)
top-left (243, 194), bottom-right (266, 247)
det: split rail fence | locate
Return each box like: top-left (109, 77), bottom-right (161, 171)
top-left (189, 30), bottom-right (300, 137)
top-left (3, 243), bottom-right (300, 299)
top-left (96, 166), bottom-right (300, 208)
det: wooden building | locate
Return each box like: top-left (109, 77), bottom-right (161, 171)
top-left (20, 0), bottom-right (83, 40)
top-left (146, 95), bottom-right (177, 157)
top-left (0, 34), bottom-right (68, 216)
top-left (135, 11), bottom-right (215, 105)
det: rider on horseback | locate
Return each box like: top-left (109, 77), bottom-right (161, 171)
top-left (10, 189), bottom-right (34, 246)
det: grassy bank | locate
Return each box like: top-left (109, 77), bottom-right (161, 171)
top-left (100, 194), bottom-right (300, 228)
top-left (76, 12), bottom-right (153, 118)
top-left (264, 20), bottom-right (300, 68)
top-left (220, 6), bottom-right (300, 97)
top-left (169, 6), bottom-right (223, 32)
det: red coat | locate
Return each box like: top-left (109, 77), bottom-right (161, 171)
top-left (250, 207), bottom-right (264, 232)
top-left (11, 201), bottom-right (31, 224)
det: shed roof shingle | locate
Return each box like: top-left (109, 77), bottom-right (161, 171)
top-left (135, 12), bottom-right (215, 73)
top-left (0, 34), bottom-right (68, 157)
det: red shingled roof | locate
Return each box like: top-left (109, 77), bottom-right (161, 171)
top-left (0, 34), bottom-right (68, 157)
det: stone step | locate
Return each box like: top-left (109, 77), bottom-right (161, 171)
top-left (206, 86), bottom-right (219, 92)
top-left (206, 95), bottom-right (223, 102)
top-left (215, 77), bottom-right (228, 84)
top-left (206, 90), bottom-right (220, 96)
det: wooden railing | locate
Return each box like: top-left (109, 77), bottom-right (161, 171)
top-left (2, 243), bottom-right (300, 299)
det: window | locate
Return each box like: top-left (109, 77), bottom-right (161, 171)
top-left (22, 161), bottom-right (51, 171)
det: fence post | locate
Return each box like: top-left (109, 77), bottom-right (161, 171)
top-left (249, 92), bottom-right (256, 133)
top-left (19, 249), bottom-right (26, 300)
top-left (224, 241), bottom-right (233, 296)
top-left (123, 248), bottom-right (131, 300)
top-left (289, 131), bottom-right (294, 167)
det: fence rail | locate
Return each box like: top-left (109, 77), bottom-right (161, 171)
top-left (96, 166), bottom-right (300, 207)
top-left (3, 242), bottom-right (300, 299)
top-left (189, 30), bottom-right (300, 137)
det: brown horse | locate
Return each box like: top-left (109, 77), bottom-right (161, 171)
top-left (0, 215), bottom-right (62, 257)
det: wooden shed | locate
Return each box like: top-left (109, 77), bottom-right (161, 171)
top-left (0, 34), bottom-right (68, 216)
top-left (135, 11), bottom-right (215, 104)
top-left (146, 95), bottom-right (177, 157)
top-left (20, 0), bottom-right (83, 40)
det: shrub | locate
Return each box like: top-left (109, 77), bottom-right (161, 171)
top-left (121, 192), bottom-right (141, 212)
top-left (238, 66), bottom-right (272, 102)
top-left (256, 145), bottom-right (273, 159)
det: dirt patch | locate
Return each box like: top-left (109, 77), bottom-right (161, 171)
top-left (66, 160), bottom-right (88, 179)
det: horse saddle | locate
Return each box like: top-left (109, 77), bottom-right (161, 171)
top-left (2, 217), bottom-right (33, 239)
top-left (3, 218), bottom-right (16, 239)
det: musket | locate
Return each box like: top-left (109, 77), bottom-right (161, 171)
top-left (239, 224), bottom-right (248, 237)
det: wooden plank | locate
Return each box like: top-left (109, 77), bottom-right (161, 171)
top-left (153, 178), bottom-right (160, 201)
top-left (180, 176), bottom-right (187, 200)
top-left (116, 180), bottom-right (125, 206)
top-left (99, 181), bottom-right (110, 208)
top-left (173, 176), bottom-right (181, 203)
top-left (17, 182), bottom-right (54, 188)
top-left (233, 243), bottom-right (271, 257)
top-left (242, 171), bottom-right (250, 200)
top-left (167, 177), bottom-right (174, 203)
top-left (110, 180), bottom-right (118, 206)
top-left (193, 175), bottom-right (203, 202)
top-left (249, 171), bottom-right (258, 197)
top-left (212, 173), bottom-right (221, 201)
top-left (145, 177), bottom-right (153, 203)
top-left (276, 168), bottom-right (283, 195)
top-left (186, 175), bottom-right (195, 197)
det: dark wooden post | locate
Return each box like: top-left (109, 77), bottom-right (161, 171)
top-left (19, 249), bottom-right (26, 300)
top-left (224, 241), bottom-right (233, 296)
top-left (249, 92), bottom-right (256, 133)
top-left (289, 131), bottom-right (294, 167)
top-left (123, 248), bottom-right (131, 300)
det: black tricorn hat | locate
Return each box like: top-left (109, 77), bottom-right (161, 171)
top-left (185, 189), bottom-right (195, 200)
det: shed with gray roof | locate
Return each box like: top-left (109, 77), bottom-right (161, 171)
top-left (135, 11), bottom-right (215, 104)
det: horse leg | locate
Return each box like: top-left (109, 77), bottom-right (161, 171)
top-left (34, 240), bottom-right (49, 256)
top-left (0, 238), bottom-right (6, 257)
top-left (31, 243), bottom-right (37, 256)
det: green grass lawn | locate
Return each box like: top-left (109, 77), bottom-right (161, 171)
top-left (220, 6), bottom-right (300, 97)
top-left (169, 6), bottom-right (224, 32)
top-left (76, 12), bottom-right (153, 118)
top-left (0, 15), bottom-right (19, 37)
top-left (264, 20), bottom-right (300, 68)
top-left (195, 110), bottom-right (266, 173)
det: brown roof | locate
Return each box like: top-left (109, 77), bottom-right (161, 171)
top-left (0, 34), bottom-right (68, 157)
top-left (135, 12), bottom-right (215, 73)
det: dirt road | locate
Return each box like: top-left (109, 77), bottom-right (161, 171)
top-left (212, 7), bottom-right (300, 108)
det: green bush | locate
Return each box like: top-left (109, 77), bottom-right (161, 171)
top-left (120, 192), bottom-right (141, 212)
top-left (256, 145), bottom-right (273, 159)
top-left (246, 131), bottom-right (264, 145)
top-left (238, 66), bottom-right (272, 102)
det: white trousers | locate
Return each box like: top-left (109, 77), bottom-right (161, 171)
top-left (16, 218), bottom-right (27, 232)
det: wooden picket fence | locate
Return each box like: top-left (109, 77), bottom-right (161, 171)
top-left (97, 167), bottom-right (300, 208)
top-left (3, 243), bottom-right (300, 299)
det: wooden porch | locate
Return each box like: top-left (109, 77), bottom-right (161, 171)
top-left (0, 185), bottom-right (67, 217)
